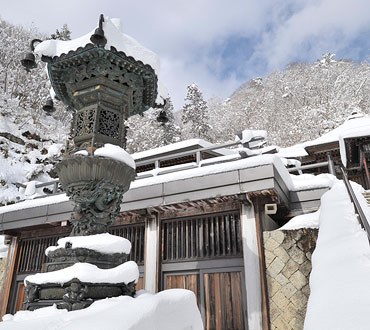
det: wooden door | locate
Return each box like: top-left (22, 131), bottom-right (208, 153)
top-left (203, 271), bottom-right (245, 330)
top-left (164, 269), bottom-right (246, 330)
top-left (165, 273), bottom-right (200, 307)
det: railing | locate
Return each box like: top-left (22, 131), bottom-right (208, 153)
top-left (341, 167), bottom-right (370, 244)
top-left (15, 180), bottom-right (60, 194)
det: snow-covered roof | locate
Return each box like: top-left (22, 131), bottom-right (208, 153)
top-left (304, 114), bottom-right (370, 148)
top-left (34, 17), bottom-right (160, 74)
top-left (132, 139), bottom-right (233, 161)
top-left (276, 144), bottom-right (308, 158)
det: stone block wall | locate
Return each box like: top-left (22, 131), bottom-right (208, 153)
top-left (0, 258), bottom-right (6, 286)
top-left (263, 229), bottom-right (318, 330)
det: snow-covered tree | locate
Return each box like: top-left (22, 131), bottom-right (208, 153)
top-left (126, 97), bottom-right (181, 153)
top-left (181, 84), bottom-right (212, 140)
top-left (215, 53), bottom-right (370, 147)
top-left (51, 24), bottom-right (71, 41)
top-left (160, 97), bottom-right (181, 145)
top-left (0, 19), bottom-right (70, 205)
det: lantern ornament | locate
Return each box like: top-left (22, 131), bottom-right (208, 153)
top-left (20, 14), bottom-right (166, 312)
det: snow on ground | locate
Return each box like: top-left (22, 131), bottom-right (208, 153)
top-left (303, 181), bottom-right (370, 330)
top-left (25, 261), bottom-right (138, 286)
top-left (94, 144), bottom-right (136, 169)
top-left (45, 233), bottom-right (131, 256)
top-left (1, 289), bottom-right (203, 330)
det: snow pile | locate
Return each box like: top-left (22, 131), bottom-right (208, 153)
top-left (0, 236), bottom-right (8, 258)
top-left (1, 289), bottom-right (203, 330)
top-left (236, 129), bottom-right (267, 148)
top-left (303, 181), bottom-right (370, 330)
top-left (290, 173), bottom-right (337, 191)
top-left (280, 210), bottom-right (320, 230)
top-left (277, 144), bottom-right (308, 158)
top-left (45, 233), bottom-right (131, 256)
top-left (25, 261), bottom-right (138, 286)
top-left (94, 144), bottom-right (136, 169)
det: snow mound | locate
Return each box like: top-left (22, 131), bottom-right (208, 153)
top-left (45, 233), bottom-right (131, 256)
top-left (1, 289), bottom-right (203, 330)
top-left (25, 261), bottom-right (138, 286)
top-left (304, 181), bottom-right (370, 330)
top-left (0, 236), bottom-right (8, 258)
top-left (94, 144), bottom-right (136, 169)
top-left (290, 173), bottom-right (337, 191)
top-left (280, 210), bottom-right (320, 230)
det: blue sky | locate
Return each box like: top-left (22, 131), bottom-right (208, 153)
top-left (1, 0), bottom-right (369, 110)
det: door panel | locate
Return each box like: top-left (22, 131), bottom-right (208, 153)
top-left (203, 271), bottom-right (245, 330)
top-left (165, 273), bottom-right (200, 307)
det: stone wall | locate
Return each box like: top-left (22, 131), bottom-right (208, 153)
top-left (263, 229), bottom-right (318, 330)
top-left (0, 258), bottom-right (6, 286)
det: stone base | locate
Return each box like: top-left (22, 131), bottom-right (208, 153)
top-left (45, 247), bottom-right (128, 272)
top-left (23, 279), bottom-right (136, 311)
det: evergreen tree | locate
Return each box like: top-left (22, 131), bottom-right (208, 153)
top-left (181, 84), bottom-right (212, 140)
top-left (51, 24), bottom-right (71, 41)
top-left (160, 97), bottom-right (181, 145)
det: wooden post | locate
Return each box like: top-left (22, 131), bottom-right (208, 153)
top-left (240, 202), bottom-right (263, 330)
top-left (362, 155), bottom-right (370, 190)
top-left (144, 211), bottom-right (159, 293)
top-left (0, 236), bottom-right (18, 318)
top-left (253, 200), bottom-right (271, 330)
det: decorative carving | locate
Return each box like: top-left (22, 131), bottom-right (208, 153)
top-left (98, 108), bottom-right (120, 138)
top-left (56, 156), bottom-right (136, 236)
top-left (45, 246), bottom-right (128, 272)
top-left (24, 283), bottom-right (40, 303)
top-left (47, 45), bottom-right (156, 115)
top-left (74, 106), bottom-right (96, 137)
top-left (121, 280), bottom-right (136, 297)
top-left (58, 282), bottom-right (90, 311)
top-left (67, 180), bottom-right (124, 236)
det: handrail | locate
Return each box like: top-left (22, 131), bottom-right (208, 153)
top-left (341, 167), bottom-right (370, 243)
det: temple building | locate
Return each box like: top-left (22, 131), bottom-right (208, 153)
top-left (1, 112), bottom-right (370, 330)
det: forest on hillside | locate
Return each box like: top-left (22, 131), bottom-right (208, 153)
top-left (1, 18), bottom-right (370, 153)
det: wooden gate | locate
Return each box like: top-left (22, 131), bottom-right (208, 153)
top-left (160, 210), bottom-right (247, 330)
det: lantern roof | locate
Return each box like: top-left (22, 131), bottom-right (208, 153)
top-left (34, 17), bottom-right (160, 75)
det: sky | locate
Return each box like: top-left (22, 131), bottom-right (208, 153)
top-left (1, 0), bottom-right (370, 110)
